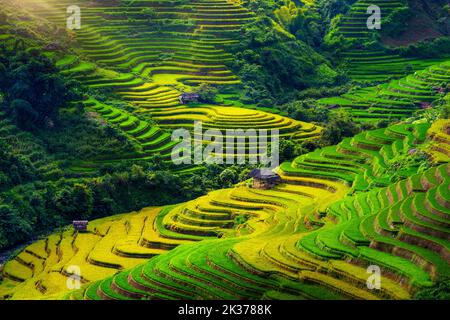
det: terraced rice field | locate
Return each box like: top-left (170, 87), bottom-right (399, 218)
top-left (336, 0), bottom-right (449, 81)
top-left (2, 118), bottom-right (448, 300)
top-left (428, 119), bottom-right (450, 163)
top-left (337, 0), bottom-right (406, 41)
top-left (0, 207), bottom-right (191, 299)
top-left (341, 49), bottom-right (446, 82)
top-left (319, 61), bottom-right (450, 122)
top-left (1, 0), bottom-right (449, 302)
top-left (78, 97), bottom-right (321, 166)
top-left (7, 0), bottom-right (322, 165)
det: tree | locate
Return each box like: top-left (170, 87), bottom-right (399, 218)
top-left (130, 164), bottom-right (146, 181)
top-left (72, 184), bottom-right (94, 219)
top-left (0, 140), bottom-right (36, 189)
top-left (281, 100), bottom-right (330, 122)
top-left (0, 62), bottom-right (6, 87)
top-left (9, 99), bottom-right (38, 129)
top-left (321, 109), bottom-right (359, 145)
top-left (196, 83), bottom-right (217, 103)
top-left (53, 184), bottom-right (93, 219)
top-left (219, 168), bottom-right (238, 187)
top-left (238, 168), bottom-right (251, 182)
top-left (279, 139), bottom-right (296, 162)
top-left (0, 205), bottom-right (32, 248)
top-left (0, 46), bottom-right (82, 129)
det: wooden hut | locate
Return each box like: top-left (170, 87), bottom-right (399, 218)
top-left (179, 93), bottom-right (200, 104)
top-left (73, 220), bottom-right (88, 232)
top-left (249, 169), bottom-right (281, 190)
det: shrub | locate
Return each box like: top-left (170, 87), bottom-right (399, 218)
top-left (320, 109), bottom-right (359, 145)
top-left (280, 100), bottom-right (330, 123)
top-left (234, 214), bottom-right (249, 227)
top-left (196, 83), bottom-right (218, 103)
top-left (9, 99), bottom-right (38, 129)
top-left (398, 37), bottom-right (450, 58)
top-left (415, 279), bottom-right (450, 300)
top-left (219, 168), bottom-right (239, 187)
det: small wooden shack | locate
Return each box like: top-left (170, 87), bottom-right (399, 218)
top-left (432, 86), bottom-right (445, 94)
top-left (420, 102), bottom-right (432, 109)
top-left (44, 42), bottom-right (63, 51)
top-left (73, 220), bottom-right (89, 232)
top-left (249, 169), bottom-right (281, 190)
top-left (179, 93), bottom-right (200, 104)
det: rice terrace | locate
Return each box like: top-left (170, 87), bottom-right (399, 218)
top-left (0, 0), bottom-right (449, 304)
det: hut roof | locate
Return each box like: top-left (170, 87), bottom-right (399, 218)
top-left (249, 168), bottom-right (281, 180)
top-left (73, 220), bottom-right (88, 226)
top-left (180, 93), bottom-right (199, 99)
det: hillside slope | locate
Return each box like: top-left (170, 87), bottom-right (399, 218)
top-left (1, 116), bottom-right (448, 300)
top-left (0, 0), bottom-right (328, 165)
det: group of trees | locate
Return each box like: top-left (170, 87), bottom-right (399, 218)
top-left (398, 37), bottom-right (450, 58)
top-left (274, 0), bottom-right (323, 47)
top-left (228, 0), bottom-right (371, 106)
top-left (230, 16), bottom-right (343, 105)
top-left (195, 83), bottom-right (218, 103)
top-left (0, 44), bottom-right (82, 130)
top-left (380, 5), bottom-right (413, 37)
top-left (0, 138), bottom-right (37, 191)
top-left (279, 99), bottom-right (330, 123)
top-left (414, 279), bottom-right (450, 300)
